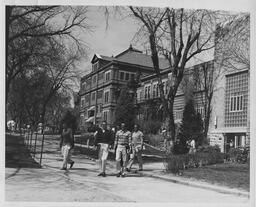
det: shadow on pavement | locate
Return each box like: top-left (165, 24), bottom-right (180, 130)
top-left (6, 134), bottom-right (41, 168)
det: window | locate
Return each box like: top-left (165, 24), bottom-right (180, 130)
top-left (175, 109), bottom-right (183, 120)
top-left (120, 72), bottom-right (124, 80)
top-left (92, 62), bottom-right (99, 71)
top-left (97, 105), bottom-right (102, 113)
top-left (144, 86), bottom-right (148, 99)
top-left (131, 73), bottom-right (135, 81)
top-left (85, 94), bottom-right (90, 103)
top-left (104, 91), bottom-right (110, 103)
top-left (81, 98), bottom-right (85, 108)
top-left (103, 111), bottom-right (108, 121)
top-left (162, 82), bottom-right (166, 94)
top-left (140, 90), bottom-right (143, 100)
top-left (147, 86), bottom-right (151, 99)
top-left (98, 73), bottom-right (104, 80)
top-left (105, 71), bottom-right (111, 82)
top-left (153, 84), bottom-right (157, 98)
top-left (84, 109), bottom-right (88, 118)
top-left (125, 73), bottom-right (130, 81)
top-left (196, 107), bottom-right (204, 118)
top-left (92, 75), bottom-right (97, 84)
top-left (230, 95), bottom-right (243, 112)
top-left (80, 114), bottom-right (84, 125)
top-left (91, 92), bottom-right (96, 101)
top-left (97, 90), bottom-right (103, 99)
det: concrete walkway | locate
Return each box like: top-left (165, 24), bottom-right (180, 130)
top-left (5, 134), bottom-right (250, 204)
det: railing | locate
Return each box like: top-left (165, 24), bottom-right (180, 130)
top-left (22, 128), bottom-right (45, 166)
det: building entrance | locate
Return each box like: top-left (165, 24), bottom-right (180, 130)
top-left (224, 133), bottom-right (246, 152)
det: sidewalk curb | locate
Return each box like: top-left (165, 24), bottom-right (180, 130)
top-left (138, 171), bottom-right (249, 198)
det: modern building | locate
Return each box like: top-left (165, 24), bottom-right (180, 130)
top-left (207, 15), bottom-right (250, 152)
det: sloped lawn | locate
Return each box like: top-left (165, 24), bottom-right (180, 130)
top-left (182, 162), bottom-right (249, 191)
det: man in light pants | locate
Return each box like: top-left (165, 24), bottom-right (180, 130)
top-left (94, 121), bottom-right (114, 177)
top-left (114, 123), bottom-right (131, 177)
top-left (59, 122), bottom-right (75, 170)
top-left (127, 124), bottom-right (144, 171)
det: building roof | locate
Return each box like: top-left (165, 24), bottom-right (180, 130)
top-left (115, 46), bottom-right (169, 69)
top-left (91, 45), bottom-right (170, 70)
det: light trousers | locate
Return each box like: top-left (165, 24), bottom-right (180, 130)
top-left (61, 144), bottom-right (73, 168)
top-left (127, 146), bottom-right (143, 170)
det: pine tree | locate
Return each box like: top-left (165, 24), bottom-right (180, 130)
top-left (176, 98), bottom-right (204, 153)
top-left (114, 86), bottom-right (136, 131)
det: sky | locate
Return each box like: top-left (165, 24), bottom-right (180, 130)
top-left (78, 6), bottom-right (141, 77)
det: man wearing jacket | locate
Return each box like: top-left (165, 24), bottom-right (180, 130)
top-left (94, 121), bottom-right (114, 177)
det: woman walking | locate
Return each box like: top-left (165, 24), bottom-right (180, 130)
top-left (59, 122), bottom-right (75, 170)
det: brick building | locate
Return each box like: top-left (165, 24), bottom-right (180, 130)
top-left (78, 45), bottom-right (169, 130)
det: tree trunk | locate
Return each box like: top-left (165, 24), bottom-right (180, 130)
top-left (167, 97), bottom-right (176, 141)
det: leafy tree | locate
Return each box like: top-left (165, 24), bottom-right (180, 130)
top-left (177, 98), bottom-right (204, 153)
top-left (114, 86), bottom-right (136, 131)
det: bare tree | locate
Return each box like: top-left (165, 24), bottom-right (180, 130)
top-left (215, 14), bottom-right (249, 72)
top-left (6, 6), bottom-right (90, 102)
top-left (191, 14), bottom-right (249, 142)
top-left (129, 7), bottom-right (216, 140)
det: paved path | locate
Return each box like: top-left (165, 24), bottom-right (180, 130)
top-left (5, 134), bottom-right (250, 204)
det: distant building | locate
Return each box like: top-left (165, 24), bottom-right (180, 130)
top-left (78, 45), bottom-right (169, 130)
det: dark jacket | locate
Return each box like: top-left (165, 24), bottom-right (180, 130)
top-left (94, 128), bottom-right (114, 145)
top-left (60, 128), bottom-right (74, 147)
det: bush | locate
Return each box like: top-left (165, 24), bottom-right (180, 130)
top-left (164, 151), bottom-right (225, 174)
top-left (197, 145), bottom-right (221, 153)
top-left (227, 147), bottom-right (249, 163)
top-left (139, 120), bottom-right (162, 134)
top-left (145, 134), bottom-right (164, 147)
top-left (172, 141), bottom-right (189, 155)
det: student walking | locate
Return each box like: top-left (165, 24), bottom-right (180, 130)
top-left (59, 122), bottom-right (75, 170)
top-left (127, 124), bottom-right (144, 171)
top-left (114, 123), bottom-right (131, 177)
top-left (94, 121), bottom-right (114, 177)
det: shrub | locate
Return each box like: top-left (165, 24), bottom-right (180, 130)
top-left (164, 151), bottom-right (225, 173)
top-left (145, 134), bottom-right (164, 147)
top-left (197, 145), bottom-right (221, 153)
top-left (139, 120), bottom-right (162, 134)
top-left (227, 147), bottom-right (249, 163)
top-left (172, 141), bottom-right (189, 155)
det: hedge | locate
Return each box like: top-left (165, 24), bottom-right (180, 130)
top-left (164, 151), bottom-right (225, 174)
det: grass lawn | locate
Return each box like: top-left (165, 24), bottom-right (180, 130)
top-left (181, 162), bottom-right (250, 191)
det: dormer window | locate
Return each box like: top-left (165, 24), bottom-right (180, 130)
top-left (92, 61), bottom-right (99, 71)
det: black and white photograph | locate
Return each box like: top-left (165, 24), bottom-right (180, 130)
top-left (3, 0), bottom-right (255, 206)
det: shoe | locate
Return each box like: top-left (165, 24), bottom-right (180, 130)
top-left (121, 173), bottom-right (125, 178)
top-left (138, 169), bottom-right (143, 171)
top-left (60, 167), bottom-right (67, 170)
top-left (126, 168), bottom-right (130, 172)
top-left (116, 172), bottom-right (121, 177)
top-left (98, 172), bottom-right (106, 177)
top-left (70, 161), bottom-right (75, 169)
